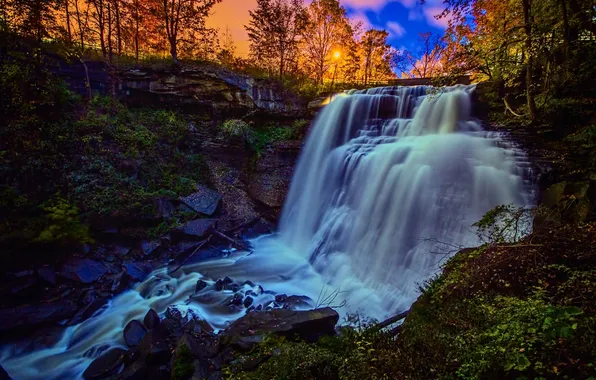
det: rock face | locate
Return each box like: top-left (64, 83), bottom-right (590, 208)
top-left (247, 141), bottom-right (301, 211)
top-left (538, 180), bottom-right (596, 224)
top-left (0, 365), bottom-right (12, 380)
top-left (179, 185), bottom-right (222, 216)
top-left (178, 219), bottom-right (216, 239)
top-left (224, 307), bottom-right (339, 343)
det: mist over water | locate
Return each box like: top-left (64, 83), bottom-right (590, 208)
top-left (0, 85), bottom-right (534, 379)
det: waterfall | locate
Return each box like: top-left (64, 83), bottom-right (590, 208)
top-left (0, 85), bottom-right (534, 379)
top-left (277, 85), bottom-right (533, 312)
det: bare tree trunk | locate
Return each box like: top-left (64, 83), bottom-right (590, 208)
top-left (107, 0), bottom-right (112, 64)
top-left (74, 0), bottom-right (85, 51)
top-left (521, 0), bottom-right (537, 121)
top-left (134, 1), bottom-right (139, 64)
top-left (114, 0), bottom-right (121, 55)
top-left (65, 0), bottom-right (72, 42)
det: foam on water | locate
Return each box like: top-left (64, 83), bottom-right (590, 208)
top-left (0, 85), bottom-right (534, 379)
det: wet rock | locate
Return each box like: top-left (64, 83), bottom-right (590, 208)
top-left (184, 318), bottom-right (214, 335)
top-left (124, 320), bottom-right (148, 347)
top-left (243, 280), bottom-right (255, 287)
top-left (223, 283), bottom-right (240, 292)
top-left (179, 185), bottom-right (222, 216)
top-left (0, 300), bottom-right (78, 332)
top-left (82, 347), bottom-right (126, 379)
top-left (60, 259), bottom-right (107, 284)
top-left (243, 296), bottom-right (254, 308)
top-left (274, 294), bottom-right (287, 303)
top-left (68, 298), bottom-right (108, 326)
top-left (37, 266), bottom-right (56, 285)
top-left (214, 279), bottom-right (224, 291)
top-left (224, 307), bottom-right (339, 343)
top-left (124, 262), bottom-right (152, 282)
top-left (0, 365), bottom-right (11, 380)
top-left (246, 285), bottom-right (263, 297)
top-left (165, 307), bottom-right (184, 326)
top-left (143, 309), bottom-right (160, 330)
top-left (223, 276), bottom-right (233, 285)
top-left (240, 219), bottom-right (272, 240)
top-left (283, 295), bottom-right (313, 310)
top-left (196, 279), bottom-right (208, 292)
top-left (154, 198), bottom-right (175, 219)
top-left (138, 322), bottom-right (173, 365)
top-left (228, 294), bottom-right (243, 306)
top-left (114, 245), bottom-right (131, 257)
top-left (178, 219), bottom-right (216, 239)
top-left (141, 240), bottom-right (160, 256)
top-left (111, 272), bottom-right (132, 294)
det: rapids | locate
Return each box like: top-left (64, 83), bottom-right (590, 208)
top-left (0, 85), bottom-right (534, 379)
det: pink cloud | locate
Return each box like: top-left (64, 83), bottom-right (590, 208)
top-left (422, 5), bottom-right (451, 28)
top-left (340, 0), bottom-right (391, 11)
top-left (386, 21), bottom-right (406, 38)
top-left (349, 11), bottom-right (375, 31)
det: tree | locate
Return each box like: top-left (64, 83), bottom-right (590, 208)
top-left (217, 25), bottom-right (235, 65)
top-left (154, 0), bottom-right (220, 63)
top-left (245, 0), bottom-right (307, 79)
top-left (404, 32), bottom-right (446, 78)
top-left (301, 0), bottom-right (352, 85)
top-left (360, 29), bottom-right (393, 85)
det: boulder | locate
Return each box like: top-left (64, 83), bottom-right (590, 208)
top-left (116, 358), bottom-right (147, 380)
top-left (0, 300), bottom-right (78, 332)
top-left (82, 347), bottom-right (126, 379)
top-left (179, 185), bottom-right (222, 216)
top-left (177, 219), bottom-right (216, 239)
top-left (124, 262), bottom-right (152, 282)
top-left (143, 309), bottom-right (161, 330)
top-left (124, 320), bottom-right (148, 347)
top-left (60, 259), bottom-right (107, 284)
top-left (224, 307), bottom-right (339, 343)
top-left (138, 322), bottom-right (174, 365)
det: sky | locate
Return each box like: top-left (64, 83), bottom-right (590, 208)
top-left (207, 0), bottom-right (450, 57)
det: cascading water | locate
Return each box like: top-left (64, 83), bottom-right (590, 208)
top-left (0, 85), bottom-right (534, 379)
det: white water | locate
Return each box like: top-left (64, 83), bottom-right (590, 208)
top-left (0, 85), bottom-right (534, 379)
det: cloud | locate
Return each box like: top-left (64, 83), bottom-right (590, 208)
top-left (349, 11), bottom-right (375, 31)
top-left (386, 21), bottom-right (406, 38)
top-left (422, 5), bottom-right (451, 28)
top-left (341, 0), bottom-right (392, 11)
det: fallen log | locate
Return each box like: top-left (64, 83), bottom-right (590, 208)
top-left (373, 308), bottom-right (411, 332)
top-left (170, 235), bottom-right (212, 273)
top-left (213, 229), bottom-right (252, 252)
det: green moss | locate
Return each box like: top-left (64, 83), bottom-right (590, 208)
top-left (172, 344), bottom-right (195, 380)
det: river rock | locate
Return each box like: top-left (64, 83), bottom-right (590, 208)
top-left (179, 185), bottom-right (222, 216)
top-left (82, 347), bottom-right (126, 379)
top-left (60, 259), bottom-right (107, 284)
top-left (0, 300), bottom-right (78, 332)
top-left (243, 296), bottom-right (254, 308)
top-left (224, 307), bottom-right (339, 343)
top-left (196, 279), bottom-right (208, 292)
top-left (143, 309), bottom-right (160, 330)
top-left (124, 320), bottom-right (148, 347)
